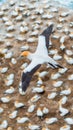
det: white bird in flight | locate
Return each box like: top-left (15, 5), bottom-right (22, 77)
top-left (20, 25), bottom-right (63, 92)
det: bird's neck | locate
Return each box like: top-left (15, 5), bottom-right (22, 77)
top-left (27, 52), bottom-right (33, 60)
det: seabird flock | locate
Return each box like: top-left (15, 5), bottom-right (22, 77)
top-left (1, 0), bottom-right (73, 129)
top-left (20, 25), bottom-right (63, 92)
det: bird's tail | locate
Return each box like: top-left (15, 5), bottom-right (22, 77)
top-left (41, 24), bottom-right (53, 37)
top-left (47, 56), bottom-right (63, 69)
top-left (48, 62), bottom-right (63, 69)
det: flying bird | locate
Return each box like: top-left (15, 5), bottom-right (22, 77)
top-left (20, 25), bottom-right (63, 92)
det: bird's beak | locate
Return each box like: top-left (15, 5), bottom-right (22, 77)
top-left (17, 55), bottom-right (24, 60)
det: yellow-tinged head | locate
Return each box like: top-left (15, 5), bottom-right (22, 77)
top-left (37, 107), bottom-right (42, 111)
top-left (28, 123), bottom-right (32, 126)
top-left (21, 51), bottom-right (30, 57)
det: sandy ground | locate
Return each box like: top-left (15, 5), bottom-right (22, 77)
top-left (0, 0), bottom-right (73, 130)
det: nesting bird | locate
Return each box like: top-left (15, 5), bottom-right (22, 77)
top-left (64, 118), bottom-right (73, 125)
top-left (4, 87), bottom-right (15, 94)
top-left (28, 123), bottom-right (41, 130)
top-left (60, 125), bottom-right (70, 130)
top-left (48, 92), bottom-right (57, 99)
top-left (0, 120), bottom-right (8, 129)
top-left (59, 100), bottom-right (69, 116)
top-left (32, 86), bottom-right (45, 93)
top-left (20, 25), bottom-right (63, 92)
top-left (17, 117), bottom-right (29, 123)
top-left (28, 104), bottom-right (36, 113)
top-left (45, 117), bottom-right (58, 124)
top-left (37, 107), bottom-right (43, 118)
top-left (30, 94), bottom-right (41, 103)
top-left (60, 88), bottom-right (71, 95)
top-left (9, 110), bottom-right (18, 119)
top-left (14, 101), bottom-right (25, 108)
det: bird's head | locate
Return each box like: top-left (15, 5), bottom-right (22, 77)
top-left (18, 51), bottom-right (31, 61)
top-left (21, 51), bottom-right (30, 57)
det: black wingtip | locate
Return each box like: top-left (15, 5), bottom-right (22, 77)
top-left (41, 24), bottom-right (53, 36)
top-left (48, 63), bottom-right (64, 69)
top-left (56, 64), bottom-right (64, 69)
top-left (21, 64), bottom-right (41, 92)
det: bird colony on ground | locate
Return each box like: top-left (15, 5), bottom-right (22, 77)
top-left (0, 0), bottom-right (73, 130)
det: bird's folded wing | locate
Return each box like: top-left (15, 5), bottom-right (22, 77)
top-left (21, 60), bottom-right (41, 91)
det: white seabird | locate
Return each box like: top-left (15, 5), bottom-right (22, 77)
top-left (20, 25), bottom-right (63, 92)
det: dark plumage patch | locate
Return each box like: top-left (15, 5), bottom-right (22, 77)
top-left (21, 64), bottom-right (41, 91)
top-left (48, 62), bottom-right (63, 69)
top-left (41, 24), bottom-right (53, 49)
top-left (56, 64), bottom-right (63, 68)
top-left (49, 63), bottom-right (57, 69)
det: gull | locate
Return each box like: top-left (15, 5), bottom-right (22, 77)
top-left (20, 25), bottom-right (63, 92)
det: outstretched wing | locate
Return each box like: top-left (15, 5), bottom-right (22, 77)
top-left (21, 60), bottom-right (41, 92)
top-left (41, 24), bottom-right (53, 49)
top-left (35, 25), bottom-right (53, 55)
